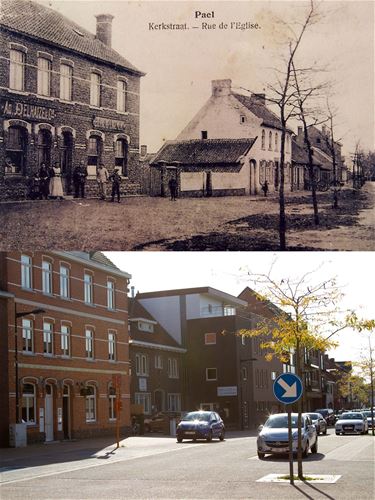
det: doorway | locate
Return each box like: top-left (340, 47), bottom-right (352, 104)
top-left (61, 132), bottom-right (73, 194)
top-left (37, 129), bottom-right (52, 168)
top-left (45, 384), bottom-right (54, 442)
top-left (62, 384), bottom-right (71, 440)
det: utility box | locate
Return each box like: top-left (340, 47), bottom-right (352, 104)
top-left (9, 423), bottom-right (27, 447)
top-left (169, 418), bottom-right (177, 437)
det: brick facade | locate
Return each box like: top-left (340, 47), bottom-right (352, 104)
top-left (0, 251), bottom-right (131, 446)
top-left (0, 0), bottom-right (144, 200)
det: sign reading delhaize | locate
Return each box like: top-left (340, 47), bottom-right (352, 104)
top-left (2, 100), bottom-right (55, 121)
top-left (273, 373), bottom-right (303, 404)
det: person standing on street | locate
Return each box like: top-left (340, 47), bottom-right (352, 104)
top-left (49, 162), bottom-right (64, 200)
top-left (109, 169), bottom-right (121, 203)
top-left (38, 162), bottom-right (50, 200)
top-left (73, 160), bottom-right (88, 198)
top-left (97, 163), bottom-right (109, 200)
top-left (168, 177), bottom-right (178, 201)
top-left (262, 180), bottom-right (269, 197)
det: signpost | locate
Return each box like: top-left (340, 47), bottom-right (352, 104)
top-left (273, 373), bottom-right (303, 485)
top-left (112, 374), bottom-right (122, 448)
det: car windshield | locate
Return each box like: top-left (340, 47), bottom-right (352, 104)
top-left (183, 412), bottom-right (211, 422)
top-left (362, 411), bottom-right (372, 417)
top-left (340, 413), bottom-right (363, 420)
top-left (306, 413), bottom-right (320, 419)
top-left (264, 415), bottom-right (304, 428)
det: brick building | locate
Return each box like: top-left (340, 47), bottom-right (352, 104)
top-left (0, 251), bottom-right (131, 447)
top-left (0, 0), bottom-right (144, 200)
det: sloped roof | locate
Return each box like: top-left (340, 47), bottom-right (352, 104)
top-left (312, 147), bottom-right (333, 171)
top-left (292, 140), bottom-right (320, 166)
top-left (0, 0), bottom-right (144, 75)
top-left (232, 93), bottom-right (284, 131)
top-left (151, 138), bottom-right (256, 166)
top-left (89, 252), bottom-right (119, 270)
top-left (129, 298), bottom-right (182, 349)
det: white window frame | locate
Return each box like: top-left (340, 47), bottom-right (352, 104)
top-left (108, 386), bottom-right (117, 421)
top-left (116, 80), bottom-right (127, 112)
top-left (22, 383), bottom-right (36, 425)
top-left (42, 260), bottom-right (52, 295)
top-left (90, 72), bottom-right (101, 107)
top-left (43, 321), bottom-right (53, 355)
top-left (108, 331), bottom-right (116, 361)
top-left (167, 393), bottom-right (181, 412)
top-left (21, 254), bottom-right (32, 289)
top-left (85, 329), bottom-right (94, 359)
top-left (37, 57), bottom-right (51, 96)
top-left (84, 273), bottom-right (93, 305)
top-left (204, 333), bottom-right (216, 345)
top-left (61, 324), bottom-right (70, 357)
top-left (60, 265), bottom-right (70, 298)
top-left (155, 355), bottom-right (163, 369)
top-left (206, 367), bottom-right (217, 381)
top-left (168, 358), bottom-right (179, 379)
top-left (136, 353), bottom-right (148, 376)
top-left (10, 49), bottom-right (25, 91)
top-left (60, 63), bottom-right (72, 101)
top-left (107, 280), bottom-right (115, 310)
top-left (22, 318), bottom-right (33, 353)
top-left (85, 386), bottom-right (96, 422)
top-left (135, 392), bottom-right (151, 415)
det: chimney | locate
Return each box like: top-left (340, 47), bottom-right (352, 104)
top-left (322, 124), bottom-right (327, 135)
top-left (252, 93), bottom-right (266, 105)
top-left (131, 286), bottom-right (135, 298)
top-left (95, 14), bottom-right (114, 47)
top-left (298, 126), bottom-right (303, 136)
top-left (211, 79), bottom-right (232, 97)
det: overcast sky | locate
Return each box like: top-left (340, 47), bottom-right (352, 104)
top-left (37, 0), bottom-right (374, 159)
top-left (105, 251), bottom-right (374, 364)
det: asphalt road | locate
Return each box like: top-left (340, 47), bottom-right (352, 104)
top-left (0, 429), bottom-right (373, 499)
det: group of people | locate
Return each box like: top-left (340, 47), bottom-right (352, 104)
top-left (30, 161), bottom-right (122, 202)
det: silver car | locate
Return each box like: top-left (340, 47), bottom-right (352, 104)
top-left (304, 412), bottom-right (328, 435)
top-left (257, 413), bottom-right (318, 459)
top-left (335, 411), bottom-right (369, 435)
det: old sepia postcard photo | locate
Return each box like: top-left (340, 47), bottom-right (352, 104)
top-left (0, 0), bottom-right (374, 250)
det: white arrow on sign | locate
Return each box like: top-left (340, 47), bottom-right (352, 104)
top-left (278, 378), bottom-right (297, 398)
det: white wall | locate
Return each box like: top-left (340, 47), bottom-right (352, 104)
top-left (139, 296), bottom-right (182, 344)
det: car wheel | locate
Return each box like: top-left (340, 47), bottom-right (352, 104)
top-left (219, 430), bottom-right (225, 441)
top-left (323, 428), bottom-right (327, 435)
top-left (335, 432), bottom-right (340, 435)
top-left (311, 439), bottom-right (318, 454)
top-left (206, 430), bottom-right (213, 442)
top-left (302, 442), bottom-right (309, 458)
top-left (177, 437), bottom-right (183, 443)
top-left (258, 452), bottom-right (265, 460)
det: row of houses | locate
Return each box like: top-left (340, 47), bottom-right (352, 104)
top-left (0, 251), bottom-right (349, 447)
top-left (0, 0), bottom-right (347, 201)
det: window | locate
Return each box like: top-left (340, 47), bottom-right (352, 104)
top-left (107, 280), bottom-right (115, 310)
top-left (268, 131), bottom-right (272, 150)
top-left (60, 63), bottom-right (72, 101)
top-left (168, 358), bottom-right (179, 379)
top-left (21, 254), bottom-right (32, 289)
top-left (204, 333), bottom-right (216, 345)
top-left (155, 355), bottom-right (163, 369)
top-left (43, 321), bottom-right (53, 355)
top-left (37, 57), bottom-right (51, 96)
top-left (87, 136), bottom-right (100, 169)
top-left (241, 366), bottom-right (248, 381)
top-left (136, 353), bottom-right (148, 376)
top-left (22, 318), bottom-right (33, 353)
top-left (168, 394), bottom-right (181, 412)
top-left (61, 324), bottom-right (70, 356)
top-left (22, 384), bottom-right (36, 424)
top-left (108, 332), bottom-right (116, 361)
top-left (90, 72), bottom-right (101, 106)
top-left (9, 49), bottom-right (25, 91)
top-left (115, 139), bottom-right (128, 177)
top-left (275, 132), bottom-right (278, 151)
top-left (85, 329), bottom-right (94, 359)
top-left (138, 321), bottom-right (154, 333)
top-left (60, 265), bottom-right (70, 298)
top-left (42, 260), bottom-right (52, 295)
top-left (240, 115), bottom-right (246, 124)
top-left (135, 393), bottom-right (151, 414)
top-left (117, 80), bottom-right (127, 112)
top-left (206, 368), bottom-right (217, 381)
top-left (261, 129), bottom-right (265, 150)
top-left (84, 273), bottom-right (93, 304)
top-left (223, 306), bottom-right (235, 316)
top-left (201, 130), bottom-right (208, 139)
top-left (85, 385), bottom-right (96, 422)
top-left (6, 126), bottom-right (27, 174)
top-left (271, 371), bottom-right (277, 380)
top-left (109, 386), bottom-right (117, 420)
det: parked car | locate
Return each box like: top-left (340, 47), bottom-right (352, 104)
top-left (335, 411), bottom-right (369, 435)
top-left (314, 408), bottom-right (335, 425)
top-left (304, 412), bottom-right (327, 435)
top-left (176, 411), bottom-right (225, 442)
top-left (144, 412), bottom-right (170, 433)
top-left (256, 413), bottom-right (318, 459)
top-left (359, 410), bottom-right (374, 431)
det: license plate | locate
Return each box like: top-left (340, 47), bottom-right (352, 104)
top-left (185, 431), bottom-right (195, 435)
top-left (272, 447), bottom-right (288, 453)
top-left (343, 426), bottom-right (353, 430)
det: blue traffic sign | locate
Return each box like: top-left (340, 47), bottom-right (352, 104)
top-left (273, 373), bottom-right (303, 404)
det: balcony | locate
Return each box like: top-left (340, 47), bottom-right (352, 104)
top-left (200, 305), bottom-right (236, 318)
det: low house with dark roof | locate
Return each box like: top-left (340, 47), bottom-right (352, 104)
top-left (150, 79), bottom-right (294, 197)
top-left (150, 138), bottom-right (257, 197)
top-left (0, 0), bottom-right (144, 200)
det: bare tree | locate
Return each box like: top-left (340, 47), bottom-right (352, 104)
top-left (324, 100), bottom-right (342, 208)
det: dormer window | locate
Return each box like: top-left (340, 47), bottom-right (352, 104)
top-left (201, 131), bottom-right (208, 140)
top-left (240, 115), bottom-right (246, 124)
top-left (138, 321), bottom-right (154, 333)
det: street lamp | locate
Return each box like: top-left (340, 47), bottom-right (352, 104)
top-left (14, 307), bottom-right (45, 423)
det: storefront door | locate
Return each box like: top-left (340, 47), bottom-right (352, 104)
top-left (62, 385), bottom-right (71, 440)
top-left (61, 131), bottom-right (73, 194)
top-left (45, 384), bottom-right (54, 442)
top-left (37, 129), bottom-right (52, 168)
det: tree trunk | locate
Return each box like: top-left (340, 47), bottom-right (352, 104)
top-left (295, 336), bottom-right (303, 479)
top-left (279, 117), bottom-right (287, 250)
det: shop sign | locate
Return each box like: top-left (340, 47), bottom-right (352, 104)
top-left (2, 100), bottom-right (56, 121)
top-left (93, 115), bottom-right (127, 131)
top-left (217, 386), bottom-right (237, 397)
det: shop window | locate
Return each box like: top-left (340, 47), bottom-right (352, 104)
top-left (42, 260), bottom-right (52, 295)
top-left (22, 384), bottom-right (36, 424)
top-left (87, 136), bottom-right (101, 169)
top-left (109, 386), bottom-right (117, 420)
top-left (117, 80), bottom-right (127, 112)
top-left (61, 324), bottom-right (70, 356)
top-left (90, 72), bottom-right (101, 107)
top-left (21, 254), bottom-right (32, 289)
top-left (60, 63), bottom-right (72, 101)
top-left (115, 139), bottom-right (128, 177)
top-left (22, 318), bottom-right (33, 353)
top-left (85, 385), bottom-right (96, 422)
top-left (6, 126), bottom-right (27, 174)
top-left (37, 57), bottom-right (51, 96)
top-left (9, 49), bottom-right (25, 91)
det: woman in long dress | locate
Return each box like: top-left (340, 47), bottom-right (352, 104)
top-left (49, 162), bottom-right (64, 199)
